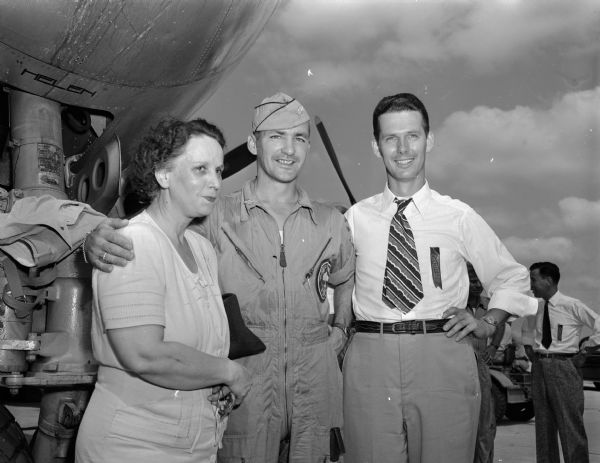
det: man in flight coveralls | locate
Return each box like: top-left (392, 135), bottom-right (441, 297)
top-left (206, 93), bottom-right (355, 462)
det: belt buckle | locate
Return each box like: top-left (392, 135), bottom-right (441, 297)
top-left (411, 320), bottom-right (424, 334)
top-left (391, 322), bottom-right (404, 333)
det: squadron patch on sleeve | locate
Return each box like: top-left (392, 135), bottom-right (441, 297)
top-left (316, 259), bottom-right (332, 303)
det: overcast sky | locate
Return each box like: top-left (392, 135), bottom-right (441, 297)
top-left (200, 0), bottom-right (600, 309)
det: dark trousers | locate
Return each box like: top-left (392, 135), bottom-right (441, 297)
top-left (532, 357), bottom-right (589, 463)
top-left (474, 355), bottom-right (495, 463)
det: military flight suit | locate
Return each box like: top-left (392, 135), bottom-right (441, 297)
top-left (198, 179), bottom-right (355, 463)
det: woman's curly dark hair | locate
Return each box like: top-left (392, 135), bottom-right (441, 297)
top-left (128, 118), bottom-right (226, 205)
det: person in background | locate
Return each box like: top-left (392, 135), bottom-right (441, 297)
top-left (84, 93), bottom-right (355, 463)
top-left (75, 118), bottom-right (251, 463)
top-left (467, 263), bottom-right (506, 463)
top-left (343, 92), bottom-right (538, 463)
top-left (490, 319), bottom-right (513, 365)
top-left (529, 261), bottom-right (600, 463)
top-left (511, 314), bottom-right (536, 372)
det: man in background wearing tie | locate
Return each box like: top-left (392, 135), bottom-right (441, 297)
top-left (529, 261), bottom-right (600, 463)
top-left (342, 93), bottom-right (538, 463)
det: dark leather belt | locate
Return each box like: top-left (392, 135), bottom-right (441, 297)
top-left (535, 352), bottom-right (575, 359)
top-left (354, 319), bottom-right (449, 335)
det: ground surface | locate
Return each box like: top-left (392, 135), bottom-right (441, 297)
top-left (4, 382), bottom-right (600, 462)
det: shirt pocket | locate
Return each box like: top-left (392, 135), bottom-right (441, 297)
top-left (557, 324), bottom-right (563, 341)
top-left (107, 395), bottom-right (195, 449)
top-left (555, 321), bottom-right (577, 342)
top-left (424, 245), bottom-right (463, 292)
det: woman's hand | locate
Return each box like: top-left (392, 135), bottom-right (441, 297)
top-left (225, 361), bottom-right (252, 407)
top-left (209, 385), bottom-right (232, 405)
top-left (209, 385), bottom-right (238, 417)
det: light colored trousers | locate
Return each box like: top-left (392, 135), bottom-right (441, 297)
top-left (343, 331), bottom-right (480, 463)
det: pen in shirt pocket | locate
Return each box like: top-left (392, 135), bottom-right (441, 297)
top-left (430, 247), bottom-right (442, 289)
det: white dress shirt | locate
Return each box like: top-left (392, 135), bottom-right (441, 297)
top-left (534, 291), bottom-right (600, 353)
top-left (345, 182), bottom-right (537, 322)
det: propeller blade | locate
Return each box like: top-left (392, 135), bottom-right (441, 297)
top-left (314, 116), bottom-right (356, 205)
top-left (223, 142), bottom-right (255, 179)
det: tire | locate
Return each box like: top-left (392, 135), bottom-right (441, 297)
top-left (0, 404), bottom-right (34, 463)
top-left (506, 402), bottom-right (535, 422)
top-left (491, 382), bottom-right (507, 422)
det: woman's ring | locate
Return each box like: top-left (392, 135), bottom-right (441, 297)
top-left (102, 252), bottom-right (107, 263)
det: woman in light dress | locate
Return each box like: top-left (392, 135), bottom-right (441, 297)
top-left (75, 118), bottom-right (251, 463)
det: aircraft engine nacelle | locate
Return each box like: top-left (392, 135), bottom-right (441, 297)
top-left (0, 0), bottom-right (279, 207)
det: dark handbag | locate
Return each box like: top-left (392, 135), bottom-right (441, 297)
top-left (222, 293), bottom-right (266, 360)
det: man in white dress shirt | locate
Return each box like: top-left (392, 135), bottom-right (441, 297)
top-left (341, 93), bottom-right (538, 463)
top-left (529, 261), bottom-right (600, 463)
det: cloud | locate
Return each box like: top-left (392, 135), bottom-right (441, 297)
top-left (482, 197), bottom-right (600, 242)
top-left (558, 197), bottom-right (600, 231)
top-left (501, 195), bottom-right (600, 308)
top-left (504, 236), bottom-right (575, 263)
top-left (250, 0), bottom-right (600, 96)
top-left (445, 0), bottom-right (600, 70)
top-left (444, 105), bottom-right (600, 303)
top-left (429, 87), bottom-right (600, 205)
top-left (573, 274), bottom-right (600, 293)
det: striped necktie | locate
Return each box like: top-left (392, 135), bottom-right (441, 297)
top-left (382, 198), bottom-right (423, 313)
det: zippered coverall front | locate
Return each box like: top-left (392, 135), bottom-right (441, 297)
top-left (196, 179), bottom-right (355, 463)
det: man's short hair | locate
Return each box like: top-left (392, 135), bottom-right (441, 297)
top-left (372, 93), bottom-right (430, 140)
top-left (530, 261), bottom-right (561, 284)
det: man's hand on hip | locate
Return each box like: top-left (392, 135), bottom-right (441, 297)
top-left (442, 307), bottom-right (495, 341)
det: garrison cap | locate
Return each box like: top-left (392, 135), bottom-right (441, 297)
top-left (252, 92), bottom-right (310, 132)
